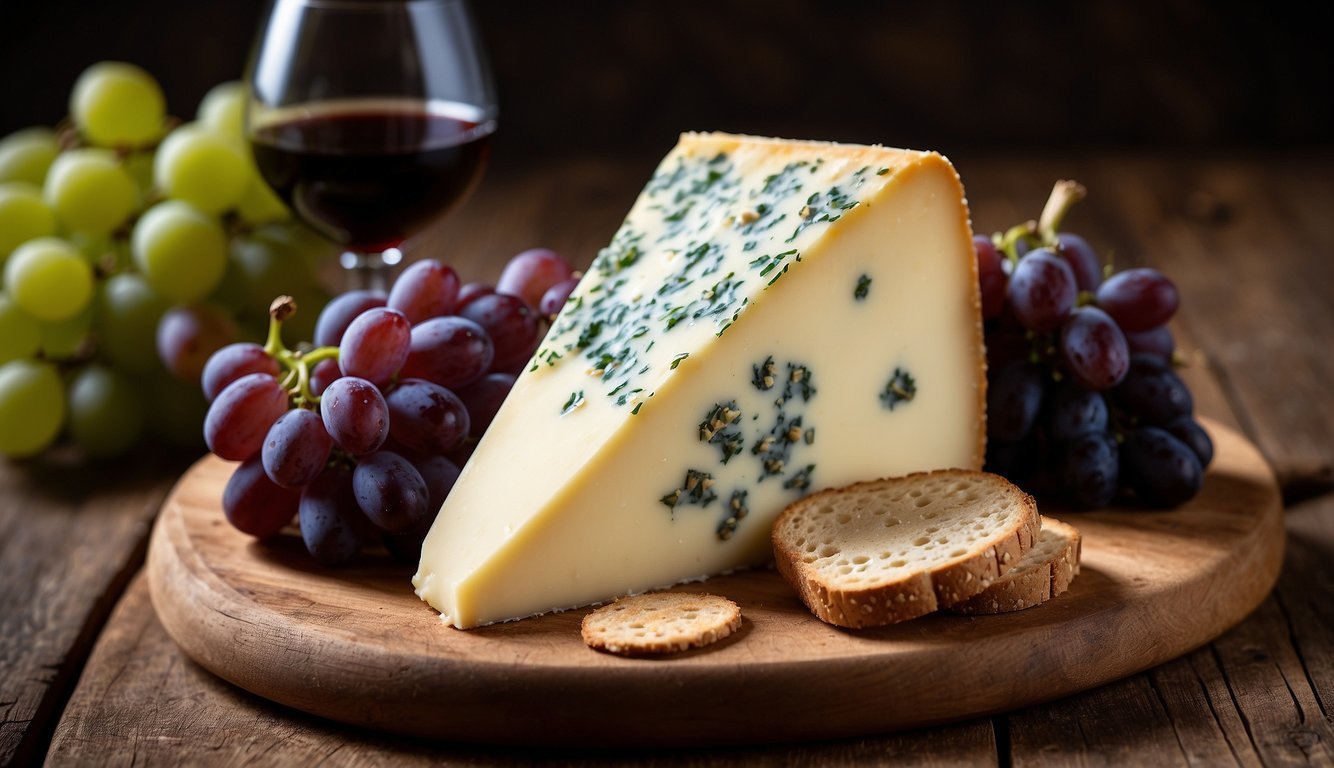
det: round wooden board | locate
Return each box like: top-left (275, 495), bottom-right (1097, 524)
top-left (147, 419), bottom-right (1283, 747)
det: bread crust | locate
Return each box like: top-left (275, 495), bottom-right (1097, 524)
top-left (771, 469), bottom-right (1039, 628)
top-left (949, 516), bottom-right (1081, 615)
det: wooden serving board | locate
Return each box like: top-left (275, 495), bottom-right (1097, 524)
top-left (146, 419), bottom-right (1283, 747)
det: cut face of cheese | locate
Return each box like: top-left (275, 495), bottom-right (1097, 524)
top-left (414, 133), bottom-right (985, 628)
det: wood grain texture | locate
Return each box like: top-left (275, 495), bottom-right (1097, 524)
top-left (0, 450), bottom-right (188, 767)
top-left (142, 420), bottom-right (1281, 747)
top-left (48, 574), bottom-right (1000, 767)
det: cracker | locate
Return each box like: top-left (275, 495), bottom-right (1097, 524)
top-left (581, 592), bottom-right (742, 656)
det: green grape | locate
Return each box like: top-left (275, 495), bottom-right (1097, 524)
top-left (230, 232), bottom-right (323, 307)
top-left (39, 302), bottom-right (93, 358)
top-left (154, 124), bottom-right (249, 214)
top-left (0, 359), bottom-right (64, 458)
top-left (124, 150), bottom-right (156, 197)
top-left (0, 182), bottom-right (57, 259)
top-left (0, 293), bottom-right (41, 364)
top-left (198, 81), bottom-right (247, 139)
top-left (132, 200), bottom-right (227, 303)
top-left (67, 364), bottom-right (147, 457)
top-left (0, 128), bottom-right (59, 186)
top-left (44, 148), bottom-right (138, 235)
top-left (96, 272), bottom-right (171, 373)
top-left (146, 372), bottom-right (207, 448)
top-left (69, 61), bottom-right (166, 147)
top-left (4, 237), bottom-right (94, 322)
top-left (252, 221), bottom-right (336, 275)
top-left (236, 175), bottom-right (290, 224)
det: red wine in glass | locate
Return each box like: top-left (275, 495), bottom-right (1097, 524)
top-left (251, 100), bottom-right (493, 253)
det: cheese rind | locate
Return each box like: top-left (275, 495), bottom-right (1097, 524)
top-left (414, 133), bottom-right (985, 628)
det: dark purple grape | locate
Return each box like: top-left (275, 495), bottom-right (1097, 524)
top-left (1007, 248), bottom-right (1077, 332)
top-left (456, 372), bottom-right (515, 439)
top-left (1164, 416), bottom-right (1214, 468)
top-left (352, 450), bottom-right (430, 533)
top-left (497, 248), bottom-right (575, 309)
top-left (974, 235), bottom-right (1007, 320)
top-left (1120, 426), bottom-right (1204, 507)
top-left (383, 520), bottom-right (432, 564)
top-left (455, 282), bottom-right (495, 310)
top-left (445, 439), bottom-right (476, 468)
top-left (1046, 380), bottom-right (1109, 443)
top-left (405, 452), bottom-right (461, 511)
top-left (1124, 325), bottom-right (1175, 363)
top-left (309, 357), bottom-right (342, 397)
top-left (538, 276), bottom-right (581, 317)
top-left (987, 362), bottom-right (1046, 441)
top-left (401, 316), bottom-right (494, 389)
top-left (1060, 432), bottom-right (1119, 509)
top-left (1059, 306), bottom-right (1130, 390)
top-left (223, 454), bottom-right (300, 538)
top-left (205, 373), bottom-right (289, 461)
top-left (201, 342), bottom-right (280, 402)
top-left (314, 289), bottom-right (387, 347)
top-left (385, 378), bottom-right (470, 454)
top-left (458, 292), bottom-right (541, 372)
top-left (158, 304), bottom-right (238, 383)
top-left (339, 307), bottom-right (411, 386)
top-left (320, 376), bottom-right (389, 455)
top-left (1114, 357), bottom-right (1193, 425)
top-left (1055, 233), bottom-right (1103, 292)
top-left (299, 463), bottom-right (375, 566)
top-left (984, 326), bottom-right (1029, 371)
top-left (262, 408), bottom-right (333, 488)
top-left (387, 259), bottom-right (460, 324)
top-left (1095, 268), bottom-right (1179, 332)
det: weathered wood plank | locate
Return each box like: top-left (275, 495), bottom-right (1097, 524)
top-left (0, 450), bottom-right (188, 767)
top-left (47, 574), bottom-right (998, 767)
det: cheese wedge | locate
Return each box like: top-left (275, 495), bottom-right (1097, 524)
top-left (414, 133), bottom-right (985, 628)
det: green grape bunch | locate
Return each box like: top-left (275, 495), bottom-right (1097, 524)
top-left (0, 61), bottom-right (333, 461)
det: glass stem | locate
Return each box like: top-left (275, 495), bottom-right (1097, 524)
top-left (339, 249), bottom-right (401, 292)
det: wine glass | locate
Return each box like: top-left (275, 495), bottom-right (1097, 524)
top-left (245, 0), bottom-right (497, 290)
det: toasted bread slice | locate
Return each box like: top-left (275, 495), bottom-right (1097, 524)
top-left (772, 470), bottom-right (1039, 628)
top-left (949, 516), bottom-right (1081, 614)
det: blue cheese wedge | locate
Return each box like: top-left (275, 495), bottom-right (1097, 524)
top-left (414, 133), bottom-right (986, 628)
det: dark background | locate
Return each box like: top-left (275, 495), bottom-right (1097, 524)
top-left (2, 0), bottom-right (1331, 164)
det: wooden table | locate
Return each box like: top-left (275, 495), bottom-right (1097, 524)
top-left (4, 151), bottom-right (1331, 766)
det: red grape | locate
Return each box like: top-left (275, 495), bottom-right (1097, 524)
top-left (539, 276), bottom-right (581, 317)
top-left (352, 450), bottom-right (430, 533)
top-left (405, 452), bottom-right (461, 511)
top-left (158, 304), bottom-right (238, 383)
top-left (1055, 233), bottom-right (1103, 292)
top-left (388, 259), bottom-right (460, 324)
top-left (456, 372), bottom-right (515, 438)
top-left (973, 235), bottom-right (1007, 320)
top-left (314, 289), bottom-right (386, 347)
top-left (401, 316), bottom-right (494, 388)
top-left (299, 463), bottom-right (375, 565)
top-left (1095, 268), bottom-right (1179, 332)
top-left (1059, 306), bottom-right (1130, 390)
top-left (458, 293), bottom-right (540, 372)
top-left (320, 376), bottom-right (389, 455)
top-left (1125, 325), bottom-right (1175, 362)
top-left (223, 454), bottom-right (300, 538)
top-left (455, 282), bottom-right (494, 310)
top-left (309, 357), bottom-right (342, 397)
top-left (385, 378), bottom-right (470, 454)
top-left (1007, 248), bottom-right (1077, 332)
top-left (339, 307), bottom-right (411, 386)
top-left (261, 408), bottom-right (333, 488)
top-left (497, 248), bottom-right (574, 308)
top-left (205, 373), bottom-right (289, 461)
top-left (201, 342), bottom-right (280, 402)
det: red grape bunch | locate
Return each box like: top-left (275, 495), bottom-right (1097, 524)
top-left (977, 181), bottom-right (1211, 509)
top-left (201, 248), bottom-right (579, 565)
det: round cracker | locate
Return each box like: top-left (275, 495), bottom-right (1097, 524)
top-left (581, 592), bottom-right (742, 656)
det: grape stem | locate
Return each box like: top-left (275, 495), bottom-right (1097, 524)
top-left (1037, 180), bottom-right (1088, 242)
top-left (262, 294), bottom-right (339, 407)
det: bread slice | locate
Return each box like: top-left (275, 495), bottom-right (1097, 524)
top-left (948, 516), bottom-right (1081, 614)
top-left (771, 470), bottom-right (1039, 628)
